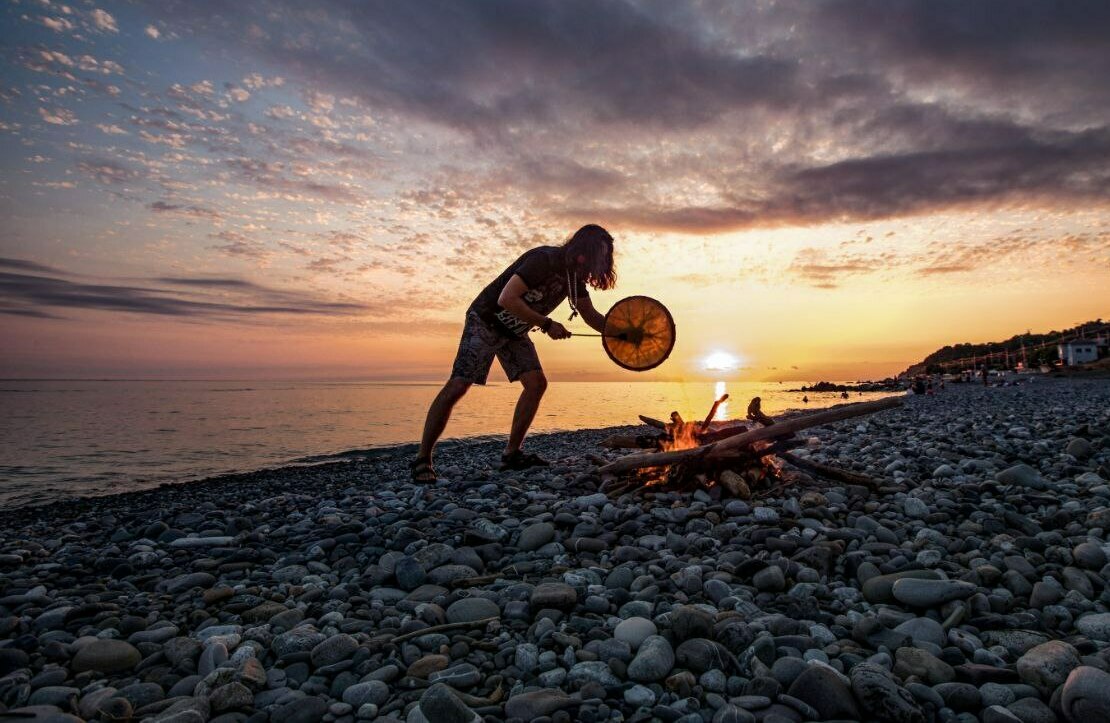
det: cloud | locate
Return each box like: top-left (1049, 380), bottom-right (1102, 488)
top-left (148, 200), bottom-right (223, 220)
top-left (41, 16), bottom-right (76, 33)
top-left (242, 73), bottom-right (284, 90)
top-left (208, 231), bottom-right (271, 260)
top-left (789, 248), bottom-right (880, 288)
top-left (223, 157), bottom-right (363, 203)
top-left (90, 8), bottom-right (119, 33)
top-left (145, 25), bottom-right (161, 39)
top-left (38, 106), bottom-right (77, 125)
top-left (0, 262), bottom-right (373, 320)
top-left (76, 55), bottom-right (124, 75)
top-left (76, 159), bottom-right (141, 185)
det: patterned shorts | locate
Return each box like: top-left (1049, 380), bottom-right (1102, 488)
top-left (450, 311), bottom-right (543, 384)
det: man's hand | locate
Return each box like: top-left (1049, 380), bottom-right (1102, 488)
top-left (545, 321), bottom-right (571, 340)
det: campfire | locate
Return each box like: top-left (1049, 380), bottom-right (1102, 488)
top-left (595, 395), bottom-right (903, 499)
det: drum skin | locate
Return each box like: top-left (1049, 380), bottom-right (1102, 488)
top-left (602, 296), bottom-right (676, 371)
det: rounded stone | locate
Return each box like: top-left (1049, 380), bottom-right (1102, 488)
top-left (903, 498), bottom-right (928, 519)
top-left (518, 522), bottom-right (556, 551)
top-left (893, 617), bottom-right (946, 647)
top-left (505, 689), bottom-right (576, 719)
top-left (342, 680), bottom-right (389, 708)
top-left (72, 640), bottom-right (142, 674)
top-left (1072, 543), bottom-right (1106, 570)
top-left (210, 682), bottom-right (253, 712)
top-left (850, 663), bottom-right (925, 723)
top-left (272, 695), bottom-right (328, 723)
top-left (309, 633), bottom-right (358, 668)
top-left (627, 635), bottom-right (675, 683)
top-left (419, 683), bottom-right (474, 723)
top-left (445, 597), bottom-right (500, 624)
top-left (1066, 438), bottom-right (1093, 458)
top-left (753, 566), bottom-right (785, 592)
top-left (891, 578), bottom-right (976, 607)
top-left (786, 665), bottom-right (859, 720)
top-left (1016, 640), bottom-right (1081, 694)
top-left (614, 617), bottom-right (657, 650)
top-left (1076, 612), bottom-right (1110, 642)
top-left (530, 582), bottom-right (577, 609)
top-left (1061, 666), bottom-right (1110, 722)
top-left (624, 684), bottom-right (656, 707)
top-left (394, 557), bottom-right (427, 591)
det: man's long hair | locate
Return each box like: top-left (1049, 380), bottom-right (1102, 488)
top-left (564, 224), bottom-right (616, 290)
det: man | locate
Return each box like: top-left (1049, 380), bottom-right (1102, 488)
top-left (411, 224), bottom-right (616, 482)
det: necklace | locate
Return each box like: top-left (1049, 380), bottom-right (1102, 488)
top-left (566, 268), bottom-right (579, 321)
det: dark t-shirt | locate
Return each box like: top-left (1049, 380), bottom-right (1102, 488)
top-left (470, 246), bottom-right (590, 338)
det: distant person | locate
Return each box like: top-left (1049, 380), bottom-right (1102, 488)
top-left (747, 396), bottom-right (774, 426)
top-left (802, 395), bottom-right (809, 404)
top-left (411, 225), bottom-right (616, 483)
top-left (840, 391), bottom-right (849, 399)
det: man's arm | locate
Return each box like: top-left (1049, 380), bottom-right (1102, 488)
top-left (574, 294), bottom-right (607, 333)
top-left (498, 275), bottom-right (571, 339)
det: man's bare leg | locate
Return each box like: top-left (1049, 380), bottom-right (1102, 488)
top-left (418, 378), bottom-right (471, 461)
top-left (505, 370), bottom-right (547, 455)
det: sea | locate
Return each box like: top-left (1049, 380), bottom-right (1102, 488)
top-left (0, 380), bottom-right (898, 508)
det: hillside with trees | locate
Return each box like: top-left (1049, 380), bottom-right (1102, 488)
top-left (903, 319), bottom-right (1107, 376)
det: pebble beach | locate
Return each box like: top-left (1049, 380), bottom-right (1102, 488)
top-left (2, 378), bottom-right (1109, 723)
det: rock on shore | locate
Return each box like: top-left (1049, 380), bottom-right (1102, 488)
top-left (2, 379), bottom-right (1110, 722)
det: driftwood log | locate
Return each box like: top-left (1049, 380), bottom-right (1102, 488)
top-left (598, 396), bottom-right (903, 475)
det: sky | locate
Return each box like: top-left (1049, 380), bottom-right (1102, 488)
top-left (1, 0), bottom-right (1108, 382)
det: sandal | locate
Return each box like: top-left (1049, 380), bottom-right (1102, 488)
top-left (499, 450), bottom-right (550, 471)
top-left (410, 457), bottom-right (438, 484)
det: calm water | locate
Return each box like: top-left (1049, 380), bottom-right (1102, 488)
top-left (0, 380), bottom-right (896, 507)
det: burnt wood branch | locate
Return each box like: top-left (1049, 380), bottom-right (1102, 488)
top-left (700, 393), bottom-right (729, 432)
top-left (599, 433), bottom-right (664, 450)
top-left (638, 414), bottom-right (668, 430)
top-left (778, 452), bottom-right (885, 490)
top-left (598, 397), bottom-right (903, 475)
top-left (697, 423), bottom-right (750, 444)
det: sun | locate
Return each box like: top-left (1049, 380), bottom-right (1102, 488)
top-left (704, 350), bottom-right (738, 371)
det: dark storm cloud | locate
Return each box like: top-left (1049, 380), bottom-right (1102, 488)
top-left (0, 257), bottom-right (60, 274)
top-left (0, 263), bottom-right (372, 320)
top-left (156, 0), bottom-right (802, 134)
top-left (813, 0), bottom-right (1110, 103)
top-left (156, 277), bottom-right (259, 289)
top-left (566, 123), bottom-right (1110, 233)
top-left (143, 1), bottom-right (1110, 232)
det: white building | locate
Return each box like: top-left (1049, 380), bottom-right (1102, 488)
top-left (1058, 340), bottom-right (1099, 366)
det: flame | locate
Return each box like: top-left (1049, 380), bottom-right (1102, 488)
top-left (661, 420), bottom-right (702, 452)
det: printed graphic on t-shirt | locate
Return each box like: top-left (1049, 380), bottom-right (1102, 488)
top-left (495, 288), bottom-right (544, 335)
